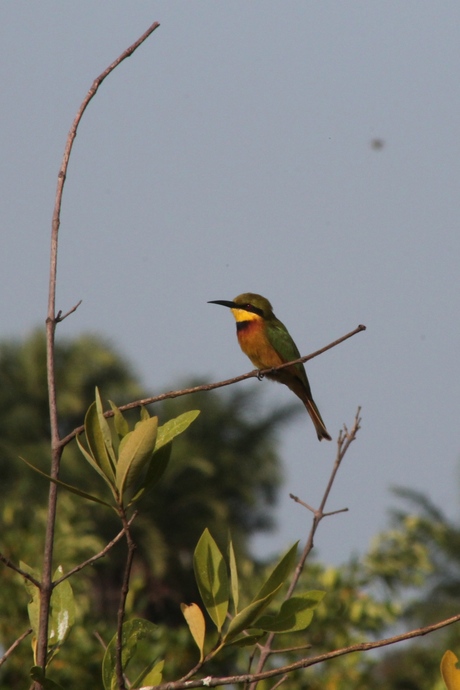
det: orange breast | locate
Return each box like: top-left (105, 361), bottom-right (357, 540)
top-left (236, 320), bottom-right (284, 370)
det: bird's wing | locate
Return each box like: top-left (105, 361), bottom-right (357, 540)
top-left (266, 320), bottom-right (303, 363)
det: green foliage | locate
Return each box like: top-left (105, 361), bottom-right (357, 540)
top-left (256, 591), bottom-right (325, 633)
top-left (20, 561), bottom-right (75, 675)
top-left (0, 332), bottom-right (293, 686)
top-left (29, 666), bottom-right (64, 690)
top-left (193, 528), bottom-right (229, 633)
top-left (47, 567), bottom-right (75, 663)
top-left (186, 530), bottom-right (324, 663)
top-left (23, 388), bottom-right (199, 512)
top-left (102, 619), bottom-right (161, 690)
top-left (356, 488), bottom-right (460, 690)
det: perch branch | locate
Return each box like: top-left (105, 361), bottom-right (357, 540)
top-left (59, 324), bottom-right (366, 449)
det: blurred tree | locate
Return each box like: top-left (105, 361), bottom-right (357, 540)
top-left (362, 488), bottom-right (460, 690)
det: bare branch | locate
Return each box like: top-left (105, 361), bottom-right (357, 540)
top-left (0, 628), bottom-right (33, 667)
top-left (288, 407), bottom-right (361, 590)
top-left (269, 674), bottom-right (288, 690)
top-left (271, 324), bottom-right (366, 374)
top-left (248, 409), bottom-right (361, 689)
top-left (93, 630), bottom-right (108, 651)
top-left (55, 299), bottom-right (82, 323)
top-left (0, 553), bottom-right (41, 587)
top-left (52, 513), bottom-right (137, 587)
top-left (59, 325), bottom-right (366, 449)
top-left (289, 495), bottom-right (348, 518)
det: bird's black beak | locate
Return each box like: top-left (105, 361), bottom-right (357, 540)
top-left (208, 300), bottom-right (237, 309)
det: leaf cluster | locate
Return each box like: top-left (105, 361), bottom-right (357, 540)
top-left (183, 529), bottom-right (324, 664)
top-left (24, 388), bottom-right (199, 512)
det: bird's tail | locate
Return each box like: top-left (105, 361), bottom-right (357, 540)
top-left (305, 399), bottom-right (332, 441)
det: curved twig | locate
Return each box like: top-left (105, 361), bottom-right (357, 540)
top-left (36, 20), bottom-right (161, 678)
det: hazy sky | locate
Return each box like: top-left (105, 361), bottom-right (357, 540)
top-left (2, 2), bottom-right (460, 564)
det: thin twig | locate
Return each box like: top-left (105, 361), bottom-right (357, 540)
top-left (59, 324), bottom-right (366, 449)
top-left (55, 299), bottom-right (82, 323)
top-left (0, 553), bottom-right (41, 587)
top-left (94, 630), bottom-right (108, 651)
top-left (273, 324), bottom-right (366, 373)
top-left (50, 20), bottom-right (160, 270)
top-left (289, 494), bottom-right (348, 518)
top-left (0, 628), bottom-right (33, 667)
top-left (248, 409), bottom-right (361, 690)
top-left (288, 407), bottom-right (361, 593)
top-left (269, 674), bottom-right (288, 690)
top-left (52, 513), bottom-right (137, 587)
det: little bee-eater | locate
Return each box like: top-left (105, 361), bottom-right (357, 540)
top-left (208, 293), bottom-right (331, 441)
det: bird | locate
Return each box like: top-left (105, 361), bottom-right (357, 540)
top-left (208, 293), bottom-right (331, 441)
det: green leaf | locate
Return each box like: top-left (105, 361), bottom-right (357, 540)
top-left (145, 442), bottom-right (172, 489)
top-left (102, 619), bottom-right (158, 690)
top-left (140, 405), bottom-right (150, 421)
top-left (181, 603), bottom-right (206, 661)
top-left (254, 542), bottom-right (299, 603)
top-left (127, 410), bottom-right (200, 504)
top-left (117, 429), bottom-right (133, 459)
top-left (21, 561), bottom-right (40, 647)
top-left (20, 454), bottom-right (114, 508)
top-left (193, 528), bottom-right (229, 632)
top-left (95, 387), bottom-right (117, 466)
top-left (225, 583), bottom-right (283, 642)
top-left (75, 434), bottom-right (117, 494)
top-left (22, 564), bottom-right (75, 666)
top-left (115, 416), bottom-right (158, 499)
top-left (128, 442), bottom-right (173, 505)
top-left (155, 410), bottom-right (200, 451)
top-left (228, 539), bottom-right (239, 613)
top-left (109, 400), bottom-right (130, 438)
top-left (255, 590), bottom-right (325, 633)
top-left (227, 629), bottom-right (267, 647)
top-left (47, 566), bottom-right (75, 661)
top-left (134, 659), bottom-right (164, 687)
top-left (30, 667), bottom-right (64, 689)
top-left (85, 400), bottom-right (115, 482)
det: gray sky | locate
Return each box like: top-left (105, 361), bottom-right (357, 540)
top-left (2, 2), bottom-right (460, 564)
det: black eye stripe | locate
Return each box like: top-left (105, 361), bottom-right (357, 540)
top-left (242, 304), bottom-right (264, 317)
